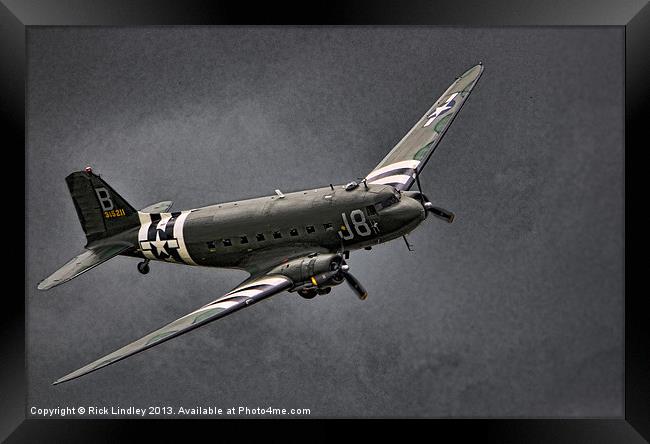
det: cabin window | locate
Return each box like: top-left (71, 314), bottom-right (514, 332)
top-left (273, 231), bottom-right (282, 239)
top-left (305, 225), bottom-right (315, 234)
top-left (256, 233), bottom-right (265, 241)
top-left (323, 222), bottom-right (333, 230)
top-left (290, 228), bottom-right (299, 236)
top-left (240, 236), bottom-right (249, 244)
top-left (207, 241), bottom-right (216, 252)
top-left (222, 239), bottom-right (232, 247)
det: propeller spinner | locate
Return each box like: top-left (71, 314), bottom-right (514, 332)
top-left (309, 260), bottom-right (368, 300)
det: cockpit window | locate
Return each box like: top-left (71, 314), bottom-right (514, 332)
top-left (375, 195), bottom-right (399, 210)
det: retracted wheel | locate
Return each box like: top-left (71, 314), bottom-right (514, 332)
top-left (298, 289), bottom-right (317, 299)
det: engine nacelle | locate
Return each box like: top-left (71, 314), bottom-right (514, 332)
top-left (268, 253), bottom-right (344, 290)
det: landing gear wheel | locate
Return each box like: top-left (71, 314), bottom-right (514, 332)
top-left (137, 260), bottom-right (150, 275)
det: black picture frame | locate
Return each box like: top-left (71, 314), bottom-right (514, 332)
top-left (3, 0), bottom-right (648, 441)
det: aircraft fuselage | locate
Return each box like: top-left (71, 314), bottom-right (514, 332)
top-left (120, 183), bottom-right (426, 274)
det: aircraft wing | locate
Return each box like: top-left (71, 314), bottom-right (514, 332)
top-left (365, 63), bottom-right (483, 191)
top-left (53, 273), bottom-right (293, 384)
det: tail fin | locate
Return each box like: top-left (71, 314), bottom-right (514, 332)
top-left (66, 169), bottom-right (139, 244)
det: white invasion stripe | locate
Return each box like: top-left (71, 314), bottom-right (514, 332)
top-left (137, 212), bottom-right (156, 260)
top-left (173, 211), bottom-right (197, 266)
top-left (368, 174), bottom-right (412, 185)
top-left (137, 211), bottom-right (151, 239)
top-left (228, 276), bottom-right (289, 294)
top-left (230, 289), bottom-right (264, 298)
top-left (209, 300), bottom-right (242, 310)
top-left (203, 291), bottom-right (257, 308)
top-left (366, 160), bottom-right (420, 180)
top-left (137, 211), bottom-right (151, 226)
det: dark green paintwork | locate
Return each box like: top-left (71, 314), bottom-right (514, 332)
top-left (123, 183), bottom-right (426, 275)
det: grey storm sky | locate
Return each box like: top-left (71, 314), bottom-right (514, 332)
top-left (26, 27), bottom-right (623, 417)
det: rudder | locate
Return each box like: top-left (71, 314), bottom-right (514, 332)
top-left (66, 169), bottom-right (139, 243)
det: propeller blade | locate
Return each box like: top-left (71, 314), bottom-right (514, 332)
top-left (343, 272), bottom-right (368, 300)
top-left (424, 202), bottom-right (455, 223)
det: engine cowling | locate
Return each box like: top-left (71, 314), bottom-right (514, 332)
top-left (269, 253), bottom-right (344, 291)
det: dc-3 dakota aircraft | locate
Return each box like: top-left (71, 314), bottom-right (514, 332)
top-left (39, 63), bottom-right (484, 384)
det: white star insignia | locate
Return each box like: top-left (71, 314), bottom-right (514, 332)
top-left (423, 93), bottom-right (459, 127)
top-left (140, 231), bottom-right (179, 258)
top-left (150, 231), bottom-right (168, 256)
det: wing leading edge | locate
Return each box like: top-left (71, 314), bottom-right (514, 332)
top-left (53, 274), bottom-right (292, 385)
top-left (366, 63), bottom-right (484, 190)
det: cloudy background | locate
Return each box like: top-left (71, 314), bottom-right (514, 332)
top-left (26, 27), bottom-right (623, 417)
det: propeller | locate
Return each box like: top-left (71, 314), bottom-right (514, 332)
top-left (415, 174), bottom-right (455, 223)
top-left (341, 265), bottom-right (368, 300)
top-left (310, 260), bottom-right (368, 300)
top-left (423, 202), bottom-right (455, 223)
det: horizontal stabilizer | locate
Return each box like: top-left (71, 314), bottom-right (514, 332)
top-left (37, 243), bottom-right (130, 290)
top-left (140, 201), bottom-right (173, 213)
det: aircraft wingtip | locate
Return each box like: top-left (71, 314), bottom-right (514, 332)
top-left (52, 374), bottom-right (76, 385)
top-left (52, 374), bottom-right (73, 385)
top-left (37, 281), bottom-right (50, 291)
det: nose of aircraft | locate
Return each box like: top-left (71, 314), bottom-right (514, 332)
top-left (376, 194), bottom-right (426, 236)
top-left (402, 196), bottom-right (426, 224)
top-left (385, 195), bottom-right (425, 226)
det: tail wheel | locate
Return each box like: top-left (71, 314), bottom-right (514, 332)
top-left (137, 261), bottom-right (150, 275)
